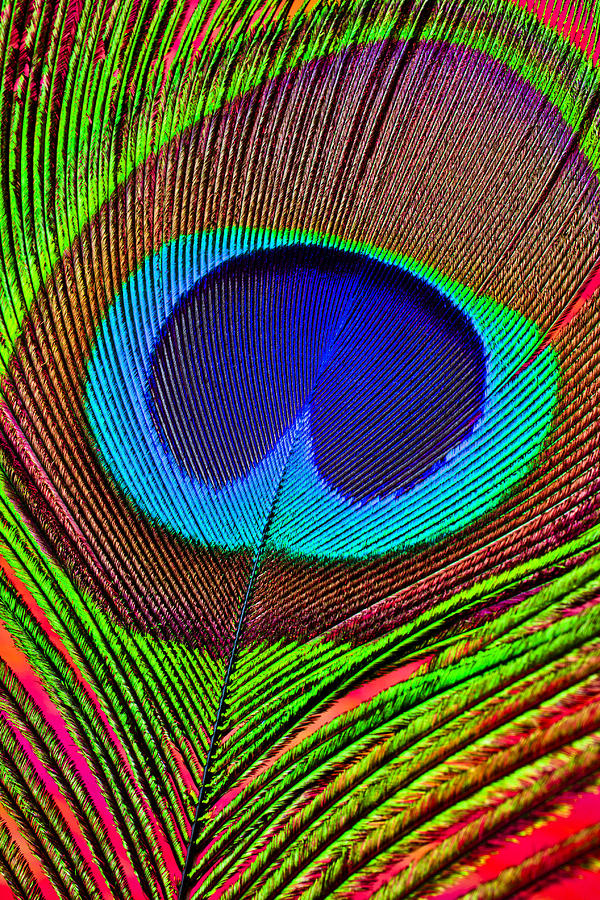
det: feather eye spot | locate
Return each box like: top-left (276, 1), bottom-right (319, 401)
top-left (148, 245), bottom-right (487, 502)
top-left (86, 232), bottom-right (558, 560)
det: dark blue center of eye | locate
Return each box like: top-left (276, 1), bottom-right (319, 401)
top-left (148, 245), bottom-right (486, 502)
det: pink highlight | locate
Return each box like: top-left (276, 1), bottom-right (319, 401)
top-left (527, 867), bottom-right (600, 898)
top-left (0, 875), bottom-right (15, 899)
top-left (418, 785), bottom-right (600, 899)
top-left (454, 785), bottom-right (600, 891)
top-left (287, 656), bottom-right (431, 749)
top-left (350, 786), bottom-right (600, 900)
top-left (192, 0), bottom-right (224, 52)
top-left (211, 655), bottom-right (430, 818)
top-left (517, 256), bottom-right (600, 374)
top-left (188, 828), bottom-right (228, 897)
top-left (164, 735), bottom-right (197, 794)
top-left (0, 557), bottom-right (167, 898)
top-left (180, 0), bottom-right (600, 94)
top-left (0, 804), bottom-right (60, 900)
top-left (0, 555), bottom-right (183, 888)
top-left (0, 618), bottom-right (139, 898)
top-left (205, 847), bottom-right (263, 900)
top-left (515, 0), bottom-right (600, 58)
top-left (0, 709), bottom-right (114, 897)
top-left (164, 0), bottom-right (224, 81)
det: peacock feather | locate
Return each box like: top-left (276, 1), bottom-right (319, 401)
top-left (0, 0), bottom-right (599, 897)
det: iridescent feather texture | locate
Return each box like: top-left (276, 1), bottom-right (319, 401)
top-left (0, 0), bottom-right (599, 897)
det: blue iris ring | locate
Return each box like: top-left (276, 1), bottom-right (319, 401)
top-left (85, 229), bottom-right (558, 560)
